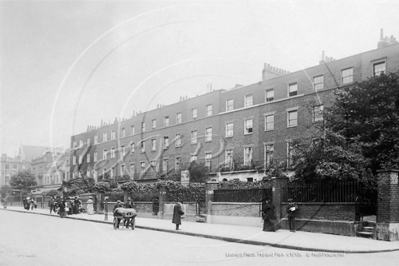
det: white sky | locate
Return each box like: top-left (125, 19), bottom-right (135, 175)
top-left (1, 0), bottom-right (398, 156)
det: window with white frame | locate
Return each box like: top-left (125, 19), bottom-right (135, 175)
top-left (94, 151), bottom-right (97, 162)
top-left (266, 89), bottom-right (274, 102)
top-left (205, 127), bottom-right (212, 141)
top-left (120, 164), bottom-right (125, 175)
top-left (141, 122), bottom-right (145, 132)
top-left (103, 168), bottom-right (107, 177)
top-left (130, 163), bottom-right (135, 178)
top-left (244, 119), bottom-right (253, 134)
top-left (103, 149), bottom-right (107, 160)
top-left (151, 139), bottom-right (156, 151)
top-left (191, 130), bottom-right (197, 144)
top-left (206, 105), bottom-right (212, 116)
top-left (94, 135), bottom-right (98, 144)
top-left (175, 134), bottom-right (181, 147)
top-left (226, 99), bottom-right (234, 111)
top-left (314, 75), bottom-right (324, 90)
top-left (265, 114), bottom-right (274, 131)
top-left (79, 155), bottom-right (83, 164)
top-left (87, 138), bottom-right (91, 146)
top-left (205, 153), bottom-right (212, 171)
top-left (175, 157), bottom-right (181, 172)
top-left (289, 83), bottom-right (298, 97)
top-left (72, 156), bottom-right (76, 165)
top-left (245, 94), bottom-right (253, 107)
top-left (225, 149), bottom-right (233, 168)
top-left (141, 141), bottom-right (145, 152)
top-left (244, 147), bottom-right (253, 166)
top-left (162, 159), bottom-right (168, 174)
top-left (121, 128), bottom-right (125, 138)
top-left (131, 125), bottom-right (135, 135)
top-left (140, 162), bottom-right (145, 170)
top-left (73, 141), bottom-right (77, 148)
top-left (265, 144), bottom-right (274, 169)
top-left (164, 116), bottom-right (169, 126)
top-left (111, 131), bottom-right (116, 140)
top-left (79, 140), bottom-right (83, 147)
top-left (342, 68), bottom-right (353, 84)
top-left (111, 167), bottom-right (114, 178)
top-left (287, 110), bottom-right (298, 127)
top-left (313, 105), bottom-right (324, 122)
top-left (163, 136), bottom-right (169, 149)
top-left (152, 119), bottom-right (156, 129)
top-left (130, 142), bottom-right (135, 154)
top-left (192, 108), bottom-right (197, 119)
top-left (176, 113), bottom-right (182, 124)
top-left (190, 155), bottom-right (197, 162)
top-left (111, 148), bottom-right (115, 158)
top-left (122, 146), bottom-right (126, 157)
top-left (150, 160), bottom-right (156, 167)
top-left (287, 142), bottom-right (295, 168)
top-left (226, 123), bottom-right (233, 137)
top-left (103, 133), bottom-right (107, 142)
top-left (374, 61), bottom-right (386, 76)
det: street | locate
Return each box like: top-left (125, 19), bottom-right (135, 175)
top-left (0, 210), bottom-right (398, 266)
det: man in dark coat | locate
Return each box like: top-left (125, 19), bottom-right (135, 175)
top-left (73, 197), bottom-right (81, 214)
top-left (172, 201), bottom-right (184, 230)
top-left (48, 196), bottom-right (55, 214)
top-left (123, 199), bottom-right (134, 228)
top-left (262, 199), bottom-right (277, 232)
top-left (286, 198), bottom-right (299, 232)
top-left (113, 200), bottom-right (124, 229)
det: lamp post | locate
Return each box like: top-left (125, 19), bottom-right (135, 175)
top-left (104, 196), bottom-right (109, 221)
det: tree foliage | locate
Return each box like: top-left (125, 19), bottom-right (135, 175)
top-left (293, 71), bottom-right (399, 182)
top-left (188, 161), bottom-right (209, 183)
top-left (9, 171), bottom-right (37, 191)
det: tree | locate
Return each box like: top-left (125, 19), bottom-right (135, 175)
top-left (188, 161), bottom-right (209, 183)
top-left (293, 71), bottom-right (399, 182)
top-left (0, 185), bottom-right (13, 199)
top-left (9, 171), bottom-right (37, 191)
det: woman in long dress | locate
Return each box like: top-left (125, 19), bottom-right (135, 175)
top-left (262, 199), bottom-right (277, 232)
top-left (86, 197), bottom-right (94, 215)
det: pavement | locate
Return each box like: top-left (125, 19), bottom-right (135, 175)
top-left (1, 206), bottom-right (399, 254)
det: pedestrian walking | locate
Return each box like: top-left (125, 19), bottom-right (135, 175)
top-left (22, 197), bottom-right (28, 210)
top-left (86, 197), bottom-right (94, 215)
top-left (48, 196), bottom-right (55, 214)
top-left (172, 201), bottom-right (184, 230)
top-left (262, 199), bottom-right (277, 232)
top-left (73, 196), bottom-right (81, 214)
top-left (286, 198), bottom-right (299, 232)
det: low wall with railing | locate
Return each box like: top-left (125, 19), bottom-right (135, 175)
top-left (279, 202), bottom-right (359, 236)
top-left (207, 202), bottom-right (263, 227)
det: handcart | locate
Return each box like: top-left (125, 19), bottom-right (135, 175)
top-left (113, 208), bottom-right (137, 230)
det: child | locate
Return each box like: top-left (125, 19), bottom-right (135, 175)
top-left (286, 198), bottom-right (299, 232)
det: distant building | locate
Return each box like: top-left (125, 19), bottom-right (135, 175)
top-left (70, 32), bottom-right (399, 183)
top-left (30, 148), bottom-right (70, 194)
top-left (0, 154), bottom-right (30, 187)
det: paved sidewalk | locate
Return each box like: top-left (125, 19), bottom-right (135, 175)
top-left (2, 206), bottom-right (399, 253)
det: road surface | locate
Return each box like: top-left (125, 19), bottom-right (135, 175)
top-left (0, 211), bottom-right (397, 266)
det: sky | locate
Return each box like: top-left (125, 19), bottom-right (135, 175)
top-left (1, 0), bottom-right (398, 157)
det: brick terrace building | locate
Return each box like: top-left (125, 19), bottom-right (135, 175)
top-left (70, 35), bottom-right (399, 183)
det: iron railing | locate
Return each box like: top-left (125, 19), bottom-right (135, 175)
top-left (213, 188), bottom-right (272, 203)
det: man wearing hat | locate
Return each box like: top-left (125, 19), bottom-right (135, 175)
top-left (286, 198), bottom-right (299, 232)
top-left (113, 200), bottom-right (124, 229)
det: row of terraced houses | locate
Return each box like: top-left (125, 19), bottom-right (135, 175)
top-left (64, 33), bottom-right (398, 184)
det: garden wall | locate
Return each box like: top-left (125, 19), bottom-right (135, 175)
top-left (207, 202), bottom-right (263, 228)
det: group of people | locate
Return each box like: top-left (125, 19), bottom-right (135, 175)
top-left (22, 197), bottom-right (37, 210)
top-left (262, 198), bottom-right (298, 232)
top-left (47, 196), bottom-right (95, 217)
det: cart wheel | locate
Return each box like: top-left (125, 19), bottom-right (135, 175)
top-left (113, 217), bottom-right (118, 230)
top-left (131, 218), bottom-right (135, 230)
